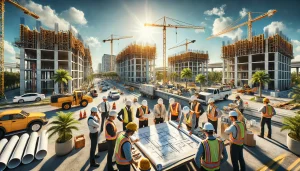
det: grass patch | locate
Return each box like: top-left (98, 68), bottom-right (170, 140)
top-left (250, 97), bottom-right (255, 101)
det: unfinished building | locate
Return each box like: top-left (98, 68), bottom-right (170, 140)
top-left (168, 50), bottom-right (209, 81)
top-left (15, 22), bottom-right (93, 95)
top-left (116, 43), bottom-right (156, 83)
top-left (222, 30), bottom-right (293, 90)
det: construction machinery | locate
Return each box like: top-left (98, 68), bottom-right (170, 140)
top-left (50, 91), bottom-right (93, 110)
top-left (103, 35), bottom-right (133, 71)
top-left (169, 39), bottom-right (196, 52)
top-left (0, 0), bottom-right (39, 99)
top-left (145, 17), bottom-right (204, 83)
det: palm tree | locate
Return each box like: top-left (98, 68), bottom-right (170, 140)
top-left (281, 112), bottom-right (300, 141)
top-left (155, 71), bottom-right (163, 81)
top-left (195, 74), bottom-right (206, 91)
top-left (52, 69), bottom-right (72, 94)
top-left (47, 112), bottom-right (80, 143)
top-left (251, 71), bottom-right (270, 98)
top-left (181, 68), bottom-right (192, 89)
top-left (289, 84), bottom-right (300, 102)
top-left (170, 72), bottom-right (179, 82)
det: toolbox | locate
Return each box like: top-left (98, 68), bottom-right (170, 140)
top-left (74, 134), bottom-right (85, 149)
top-left (98, 140), bottom-right (108, 152)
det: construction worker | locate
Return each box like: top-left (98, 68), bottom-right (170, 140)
top-left (234, 95), bottom-right (244, 114)
top-left (115, 122), bottom-right (139, 171)
top-left (153, 98), bottom-right (167, 124)
top-left (194, 123), bottom-right (228, 171)
top-left (136, 100), bottom-right (150, 128)
top-left (168, 98), bottom-right (181, 121)
top-left (97, 96), bottom-right (111, 132)
top-left (139, 157), bottom-right (151, 171)
top-left (190, 95), bottom-right (204, 128)
top-left (258, 98), bottom-right (276, 139)
top-left (178, 106), bottom-right (196, 135)
top-left (88, 107), bottom-right (101, 167)
top-left (105, 110), bottom-right (118, 171)
top-left (206, 98), bottom-right (222, 134)
top-left (224, 111), bottom-right (246, 171)
top-left (118, 101), bottom-right (134, 130)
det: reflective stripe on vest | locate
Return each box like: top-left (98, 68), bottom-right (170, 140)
top-left (207, 105), bottom-right (218, 121)
top-left (115, 133), bottom-right (131, 165)
top-left (170, 102), bottom-right (179, 116)
top-left (123, 107), bottom-right (134, 123)
top-left (262, 105), bottom-right (273, 118)
top-left (185, 113), bottom-right (194, 127)
top-left (138, 106), bottom-right (148, 121)
top-left (105, 120), bottom-right (117, 140)
top-left (201, 139), bottom-right (223, 170)
top-left (229, 122), bottom-right (245, 145)
top-left (190, 102), bottom-right (200, 118)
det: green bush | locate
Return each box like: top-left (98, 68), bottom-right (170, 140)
top-left (281, 112), bottom-right (300, 141)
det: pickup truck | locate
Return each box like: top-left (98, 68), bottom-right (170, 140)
top-left (198, 87), bottom-right (232, 104)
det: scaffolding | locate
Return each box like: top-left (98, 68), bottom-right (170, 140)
top-left (168, 50), bottom-right (209, 63)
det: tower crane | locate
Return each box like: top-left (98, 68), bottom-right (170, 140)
top-left (169, 39), bottom-right (196, 52)
top-left (207, 9), bottom-right (277, 40)
top-left (103, 34), bottom-right (133, 71)
top-left (0, 0), bottom-right (39, 99)
top-left (145, 16), bottom-right (204, 82)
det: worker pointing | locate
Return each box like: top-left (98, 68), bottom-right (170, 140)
top-left (168, 98), bottom-right (181, 121)
top-left (97, 96), bottom-right (111, 132)
top-left (190, 95), bottom-right (204, 128)
top-left (105, 110), bottom-right (118, 171)
top-left (178, 106), bottom-right (196, 135)
top-left (136, 100), bottom-right (151, 128)
top-left (258, 98), bottom-right (276, 139)
top-left (88, 107), bottom-right (101, 167)
top-left (206, 98), bottom-right (222, 134)
top-left (153, 98), bottom-right (167, 124)
top-left (118, 101), bottom-right (134, 130)
top-left (194, 123), bottom-right (228, 171)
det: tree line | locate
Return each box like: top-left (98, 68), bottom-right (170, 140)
top-left (4, 72), bottom-right (20, 90)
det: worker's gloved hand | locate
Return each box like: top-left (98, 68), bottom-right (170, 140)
top-left (177, 125), bottom-right (180, 129)
top-left (176, 118), bottom-right (179, 122)
top-left (153, 119), bottom-right (156, 123)
top-left (189, 131), bottom-right (192, 136)
top-left (134, 138), bottom-right (139, 143)
top-left (133, 161), bottom-right (138, 167)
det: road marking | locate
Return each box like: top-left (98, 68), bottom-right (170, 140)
top-left (270, 157), bottom-right (285, 171)
top-left (287, 158), bottom-right (300, 171)
top-left (257, 154), bottom-right (287, 171)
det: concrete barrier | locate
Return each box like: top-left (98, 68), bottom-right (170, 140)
top-left (155, 90), bottom-right (191, 106)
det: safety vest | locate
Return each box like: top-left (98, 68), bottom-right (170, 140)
top-left (123, 107), bottom-right (134, 123)
top-left (170, 102), bottom-right (179, 116)
top-left (190, 102), bottom-right (201, 118)
top-left (185, 113), bottom-right (194, 127)
top-left (229, 122), bottom-right (245, 145)
top-left (105, 120), bottom-right (117, 140)
top-left (262, 105), bottom-right (274, 118)
top-left (207, 105), bottom-right (218, 121)
top-left (115, 133), bottom-right (131, 165)
top-left (138, 106), bottom-right (148, 121)
top-left (201, 139), bottom-right (224, 170)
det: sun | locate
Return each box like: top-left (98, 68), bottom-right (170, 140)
top-left (136, 26), bottom-right (155, 42)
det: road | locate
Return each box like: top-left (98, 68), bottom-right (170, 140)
top-left (0, 78), bottom-right (299, 171)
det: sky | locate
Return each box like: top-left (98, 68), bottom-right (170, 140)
top-left (4, 0), bottom-right (300, 71)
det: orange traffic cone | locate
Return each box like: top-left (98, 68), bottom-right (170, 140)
top-left (83, 110), bottom-right (87, 118)
top-left (79, 111), bottom-right (83, 119)
top-left (112, 102), bottom-right (116, 110)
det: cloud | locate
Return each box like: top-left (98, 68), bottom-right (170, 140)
top-left (60, 7), bottom-right (87, 25)
top-left (85, 37), bottom-right (101, 47)
top-left (204, 4), bottom-right (226, 17)
top-left (4, 41), bottom-right (15, 55)
top-left (297, 29), bottom-right (300, 33)
top-left (239, 8), bottom-right (248, 17)
top-left (205, 17), bottom-right (210, 21)
top-left (24, 1), bottom-right (78, 34)
top-left (263, 21), bottom-right (286, 35)
top-left (292, 39), bottom-right (300, 53)
top-left (211, 17), bottom-right (243, 40)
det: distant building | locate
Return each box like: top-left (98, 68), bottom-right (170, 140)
top-left (98, 63), bottom-right (102, 72)
top-left (102, 54), bottom-right (116, 72)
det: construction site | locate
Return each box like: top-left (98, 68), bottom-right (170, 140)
top-left (14, 21), bottom-right (93, 95)
top-left (116, 42), bottom-right (156, 83)
top-left (168, 50), bottom-right (209, 81)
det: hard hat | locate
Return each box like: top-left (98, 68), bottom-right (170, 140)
top-left (169, 98), bottom-right (175, 105)
top-left (126, 100), bottom-right (132, 106)
top-left (126, 122), bottom-right (138, 131)
top-left (263, 98), bottom-right (270, 103)
top-left (229, 111), bottom-right (238, 117)
top-left (158, 98), bottom-right (163, 104)
top-left (208, 98), bottom-right (215, 104)
top-left (102, 96), bottom-right (107, 99)
top-left (91, 107), bottom-right (97, 113)
top-left (139, 158), bottom-right (151, 170)
top-left (203, 123), bottom-right (215, 131)
top-left (109, 110), bottom-right (117, 117)
top-left (190, 95), bottom-right (197, 102)
top-left (142, 100), bottom-right (148, 106)
top-left (236, 95), bottom-right (240, 98)
top-left (182, 106), bottom-right (190, 114)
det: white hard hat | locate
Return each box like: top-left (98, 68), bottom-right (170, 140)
top-left (158, 98), bottom-right (163, 104)
top-left (142, 100), bottom-right (147, 106)
top-left (208, 98), bottom-right (215, 103)
top-left (182, 106), bottom-right (190, 114)
top-left (169, 98), bottom-right (175, 104)
top-left (126, 101), bottom-right (132, 106)
top-left (190, 95), bottom-right (197, 102)
top-left (102, 96), bottom-right (107, 99)
top-left (109, 110), bottom-right (117, 117)
top-left (91, 107), bottom-right (97, 113)
top-left (229, 111), bottom-right (238, 117)
top-left (203, 123), bottom-right (215, 131)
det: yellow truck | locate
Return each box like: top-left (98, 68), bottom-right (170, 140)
top-left (50, 91), bottom-right (93, 110)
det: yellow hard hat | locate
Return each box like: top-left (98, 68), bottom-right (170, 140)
top-left (139, 157), bottom-right (151, 170)
top-left (263, 98), bottom-right (270, 103)
top-left (125, 122), bottom-right (138, 131)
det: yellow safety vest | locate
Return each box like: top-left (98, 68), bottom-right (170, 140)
top-left (201, 139), bottom-right (223, 170)
top-left (115, 133), bottom-right (131, 165)
top-left (170, 102), bottom-right (179, 116)
top-left (185, 113), bottom-right (194, 127)
top-left (105, 120), bottom-right (117, 140)
top-left (229, 122), bottom-right (245, 145)
top-left (123, 107), bottom-right (134, 123)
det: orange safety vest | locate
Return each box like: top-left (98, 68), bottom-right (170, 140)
top-left (138, 106), bottom-right (148, 121)
top-left (170, 102), bottom-right (179, 116)
top-left (105, 120), bottom-right (117, 140)
top-left (201, 139), bottom-right (224, 170)
top-left (262, 105), bottom-right (274, 118)
top-left (115, 133), bottom-right (131, 165)
top-left (229, 122), bottom-right (245, 145)
top-left (190, 102), bottom-right (201, 118)
top-left (207, 105), bottom-right (218, 121)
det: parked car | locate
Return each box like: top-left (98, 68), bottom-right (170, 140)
top-left (13, 93), bottom-right (45, 103)
top-left (0, 109), bottom-right (48, 138)
top-left (102, 86), bottom-right (109, 91)
top-left (108, 90), bottom-right (120, 99)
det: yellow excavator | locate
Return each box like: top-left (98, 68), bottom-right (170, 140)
top-left (50, 91), bottom-right (93, 110)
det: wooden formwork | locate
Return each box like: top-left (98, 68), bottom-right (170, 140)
top-left (168, 51), bottom-right (209, 64)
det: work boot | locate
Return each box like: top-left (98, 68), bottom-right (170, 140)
top-left (90, 163), bottom-right (100, 167)
top-left (95, 154), bottom-right (100, 158)
top-left (267, 135), bottom-right (272, 139)
top-left (257, 135), bottom-right (264, 138)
